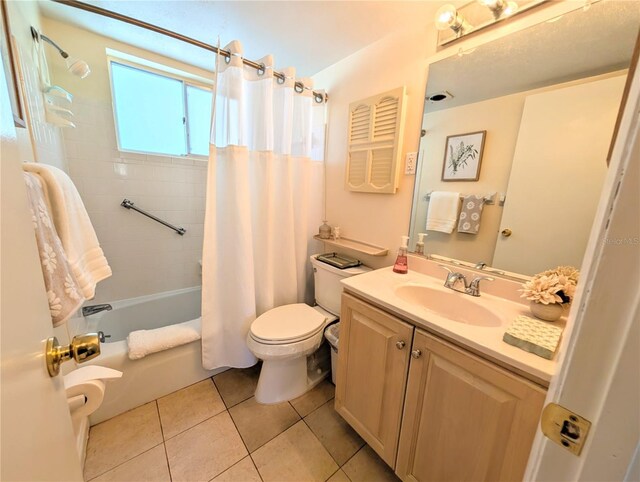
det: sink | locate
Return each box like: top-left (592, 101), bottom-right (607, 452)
top-left (394, 284), bottom-right (502, 327)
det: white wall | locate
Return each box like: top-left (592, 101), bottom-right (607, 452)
top-left (42, 18), bottom-right (210, 303)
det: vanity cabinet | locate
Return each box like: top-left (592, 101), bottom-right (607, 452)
top-left (337, 292), bottom-right (547, 482)
top-left (335, 293), bottom-right (414, 466)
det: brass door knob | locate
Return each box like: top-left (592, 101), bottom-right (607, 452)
top-left (46, 334), bottom-right (101, 377)
top-left (501, 228), bottom-right (512, 237)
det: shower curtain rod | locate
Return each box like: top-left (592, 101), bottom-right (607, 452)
top-left (51, 0), bottom-right (328, 103)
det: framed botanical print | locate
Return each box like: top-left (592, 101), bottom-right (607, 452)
top-left (1, 0), bottom-right (26, 128)
top-left (441, 130), bottom-right (486, 181)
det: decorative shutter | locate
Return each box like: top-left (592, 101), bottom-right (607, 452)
top-left (345, 86), bottom-right (406, 193)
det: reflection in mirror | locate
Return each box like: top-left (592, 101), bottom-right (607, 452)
top-left (410, 1), bottom-right (640, 277)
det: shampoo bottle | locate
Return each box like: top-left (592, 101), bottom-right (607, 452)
top-left (393, 235), bottom-right (410, 274)
top-left (415, 233), bottom-right (428, 255)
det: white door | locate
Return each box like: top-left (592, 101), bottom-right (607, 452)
top-left (493, 74), bottom-right (625, 274)
top-left (525, 57), bottom-right (640, 480)
top-left (0, 60), bottom-right (83, 479)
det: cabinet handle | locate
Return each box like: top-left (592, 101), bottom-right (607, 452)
top-left (396, 340), bottom-right (406, 350)
top-left (411, 349), bottom-right (422, 359)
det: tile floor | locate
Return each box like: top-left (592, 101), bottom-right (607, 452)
top-left (84, 365), bottom-right (400, 482)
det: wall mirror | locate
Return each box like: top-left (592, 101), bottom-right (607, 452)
top-left (409, 0), bottom-right (639, 277)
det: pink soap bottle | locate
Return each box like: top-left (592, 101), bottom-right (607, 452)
top-left (393, 236), bottom-right (409, 274)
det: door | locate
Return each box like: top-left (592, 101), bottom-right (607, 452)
top-left (335, 293), bottom-right (414, 466)
top-left (396, 330), bottom-right (546, 482)
top-left (0, 62), bottom-right (83, 479)
top-left (493, 74), bottom-right (625, 274)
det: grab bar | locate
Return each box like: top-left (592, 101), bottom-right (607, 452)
top-left (120, 199), bottom-right (186, 235)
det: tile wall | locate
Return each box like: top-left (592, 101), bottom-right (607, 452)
top-left (62, 96), bottom-right (207, 303)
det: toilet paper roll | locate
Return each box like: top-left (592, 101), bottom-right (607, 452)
top-left (65, 379), bottom-right (105, 418)
top-left (64, 365), bottom-right (122, 418)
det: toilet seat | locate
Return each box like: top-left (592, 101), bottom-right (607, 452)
top-left (250, 303), bottom-right (327, 345)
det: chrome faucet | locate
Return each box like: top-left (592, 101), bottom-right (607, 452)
top-left (82, 304), bottom-right (112, 317)
top-left (439, 265), bottom-right (494, 297)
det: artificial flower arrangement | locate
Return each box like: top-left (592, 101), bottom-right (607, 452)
top-left (520, 266), bottom-right (580, 305)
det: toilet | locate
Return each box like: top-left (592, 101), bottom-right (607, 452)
top-left (247, 254), bottom-right (370, 404)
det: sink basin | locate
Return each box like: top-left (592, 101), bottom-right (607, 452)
top-left (394, 284), bottom-right (502, 327)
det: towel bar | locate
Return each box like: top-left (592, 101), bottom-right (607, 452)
top-left (120, 199), bottom-right (186, 235)
top-left (423, 191), bottom-right (505, 206)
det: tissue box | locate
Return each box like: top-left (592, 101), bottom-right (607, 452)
top-left (503, 315), bottom-right (563, 360)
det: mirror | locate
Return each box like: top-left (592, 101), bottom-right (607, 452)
top-left (410, 1), bottom-right (639, 276)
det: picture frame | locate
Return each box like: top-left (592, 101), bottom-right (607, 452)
top-left (1, 0), bottom-right (26, 128)
top-left (441, 130), bottom-right (486, 181)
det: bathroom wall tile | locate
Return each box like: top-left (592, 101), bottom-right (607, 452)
top-left (327, 469), bottom-right (352, 482)
top-left (304, 400), bottom-right (364, 466)
top-left (251, 421), bottom-right (338, 482)
top-left (213, 365), bottom-right (261, 408)
top-left (290, 378), bottom-right (335, 418)
top-left (212, 456), bottom-right (262, 482)
top-left (341, 445), bottom-right (399, 482)
top-left (165, 411), bottom-right (247, 482)
top-left (89, 444), bottom-right (170, 482)
top-left (84, 402), bottom-right (163, 480)
top-left (157, 379), bottom-right (226, 439)
top-left (229, 396), bottom-right (300, 452)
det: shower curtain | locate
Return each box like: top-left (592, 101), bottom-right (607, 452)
top-left (201, 41), bottom-right (326, 369)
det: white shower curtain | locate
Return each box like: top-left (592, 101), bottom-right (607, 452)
top-left (201, 41), bottom-right (325, 370)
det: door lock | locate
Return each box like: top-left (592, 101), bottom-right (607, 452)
top-left (540, 403), bottom-right (591, 456)
top-left (45, 334), bottom-right (101, 377)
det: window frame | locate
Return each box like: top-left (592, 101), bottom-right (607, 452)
top-left (107, 56), bottom-right (213, 159)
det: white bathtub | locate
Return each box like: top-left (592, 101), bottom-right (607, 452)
top-left (68, 287), bottom-right (224, 425)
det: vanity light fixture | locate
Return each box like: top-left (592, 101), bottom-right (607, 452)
top-left (30, 26), bottom-right (91, 79)
top-left (477, 0), bottom-right (520, 19)
top-left (435, 4), bottom-right (472, 37)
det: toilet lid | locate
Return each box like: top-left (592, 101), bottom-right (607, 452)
top-left (250, 304), bottom-right (327, 343)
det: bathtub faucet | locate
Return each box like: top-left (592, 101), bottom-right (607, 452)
top-left (82, 304), bottom-right (113, 317)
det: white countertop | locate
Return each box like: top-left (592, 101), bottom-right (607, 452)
top-left (340, 264), bottom-right (559, 386)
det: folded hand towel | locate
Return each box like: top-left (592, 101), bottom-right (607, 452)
top-left (458, 195), bottom-right (486, 234)
top-left (23, 163), bottom-right (111, 299)
top-left (426, 191), bottom-right (460, 234)
top-left (23, 173), bottom-right (85, 326)
top-left (127, 318), bottom-right (202, 360)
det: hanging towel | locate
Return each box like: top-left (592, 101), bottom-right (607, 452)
top-left (426, 191), bottom-right (460, 234)
top-left (23, 173), bottom-right (85, 326)
top-left (127, 318), bottom-right (202, 360)
top-left (23, 163), bottom-right (112, 299)
top-left (458, 195), bottom-right (486, 234)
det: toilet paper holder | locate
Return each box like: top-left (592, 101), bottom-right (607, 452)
top-left (46, 334), bottom-right (101, 377)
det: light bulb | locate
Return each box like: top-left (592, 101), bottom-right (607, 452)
top-left (477, 0), bottom-right (503, 8)
top-left (66, 58), bottom-right (91, 79)
top-left (435, 4), bottom-right (458, 30)
top-left (502, 1), bottom-right (519, 16)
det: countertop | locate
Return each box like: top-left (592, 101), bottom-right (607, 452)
top-left (340, 262), bottom-right (560, 386)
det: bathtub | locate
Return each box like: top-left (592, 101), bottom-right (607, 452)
top-left (68, 286), bottom-right (224, 425)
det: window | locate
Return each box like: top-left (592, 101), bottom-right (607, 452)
top-left (110, 61), bottom-right (212, 157)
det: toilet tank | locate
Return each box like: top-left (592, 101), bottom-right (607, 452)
top-left (310, 255), bottom-right (371, 316)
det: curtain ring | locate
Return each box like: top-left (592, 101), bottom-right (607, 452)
top-left (294, 82), bottom-right (304, 94)
top-left (257, 63), bottom-right (266, 76)
top-left (276, 75), bottom-right (286, 85)
top-left (223, 53), bottom-right (231, 64)
top-left (314, 93), bottom-right (325, 104)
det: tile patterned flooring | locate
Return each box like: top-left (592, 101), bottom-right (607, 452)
top-left (84, 365), bottom-right (400, 482)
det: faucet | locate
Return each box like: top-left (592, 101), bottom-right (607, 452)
top-left (82, 304), bottom-right (112, 317)
top-left (439, 265), bottom-right (494, 297)
top-left (474, 261), bottom-right (487, 269)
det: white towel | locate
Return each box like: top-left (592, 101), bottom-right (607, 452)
top-left (127, 318), bottom-right (202, 360)
top-left (426, 191), bottom-right (460, 234)
top-left (23, 163), bottom-right (111, 299)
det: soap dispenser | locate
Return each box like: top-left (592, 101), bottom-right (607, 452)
top-left (393, 235), bottom-right (410, 274)
top-left (415, 233), bottom-right (428, 255)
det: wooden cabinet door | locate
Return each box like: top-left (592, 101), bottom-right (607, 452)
top-left (396, 329), bottom-right (546, 482)
top-left (336, 293), bottom-right (414, 466)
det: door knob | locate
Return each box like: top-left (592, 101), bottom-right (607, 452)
top-left (501, 228), bottom-right (512, 237)
top-left (396, 340), bottom-right (406, 350)
top-left (46, 334), bottom-right (101, 377)
top-left (411, 349), bottom-right (422, 359)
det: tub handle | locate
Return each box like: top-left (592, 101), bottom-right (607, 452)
top-left (97, 331), bottom-right (111, 343)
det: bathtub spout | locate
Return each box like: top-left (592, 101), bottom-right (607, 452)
top-left (82, 304), bottom-right (113, 317)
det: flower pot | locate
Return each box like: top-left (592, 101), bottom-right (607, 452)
top-left (529, 301), bottom-right (564, 322)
